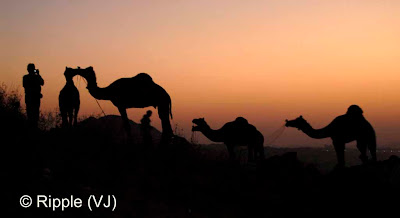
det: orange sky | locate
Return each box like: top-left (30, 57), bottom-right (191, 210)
top-left (1, 1), bottom-right (400, 147)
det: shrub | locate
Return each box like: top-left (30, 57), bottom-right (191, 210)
top-left (0, 84), bottom-right (26, 142)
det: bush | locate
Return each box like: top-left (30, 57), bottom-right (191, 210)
top-left (38, 109), bottom-right (61, 131)
top-left (0, 84), bottom-right (26, 142)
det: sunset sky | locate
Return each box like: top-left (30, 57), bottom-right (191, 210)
top-left (1, 1), bottom-right (400, 147)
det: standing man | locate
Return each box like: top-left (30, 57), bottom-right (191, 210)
top-left (23, 63), bottom-right (44, 129)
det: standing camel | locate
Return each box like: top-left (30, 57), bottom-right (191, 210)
top-left (59, 67), bottom-right (80, 127)
top-left (285, 105), bottom-right (377, 167)
top-left (192, 117), bottom-right (265, 161)
top-left (76, 66), bottom-right (173, 140)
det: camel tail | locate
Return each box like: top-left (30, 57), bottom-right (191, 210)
top-left (368, 128), bottom-right (377, 159)
top-left (169, 100), bottom-right (173, 120)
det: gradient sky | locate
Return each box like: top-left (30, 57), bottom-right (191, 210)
top-left (1, 0), bottom-right (400, 147)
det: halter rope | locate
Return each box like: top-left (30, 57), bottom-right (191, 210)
top-left (264, 124), bottom-right (286, 146)
top-left (76, 75), bottom-right (107, 117)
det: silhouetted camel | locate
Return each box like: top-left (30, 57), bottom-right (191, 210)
top-left (59, 67), bottom-right (80, 127)
top-left (76, 67), bottom-right (173, 140)
top-left (192, 117), bottom-right (264, 161)
top-left (285, 105), bottom-right (377, 167)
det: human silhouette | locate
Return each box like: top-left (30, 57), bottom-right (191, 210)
top-left (141, 110), bottom-right (152, 127)
top-left (141, 110), bottom-right (153, 145)
top-left (76, 67), bottom-right (173, 142)
top-left (23, 63), bottom-right (44, 129)
top-left (59, 67), bottom-right (80, 128)
top-left (192, 117), bottom-right (264, 161)
top-left (285, 105), bottom-right (377, 168)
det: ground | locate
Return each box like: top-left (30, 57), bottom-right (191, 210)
top-left (4, 117), bottom-right (400, 218)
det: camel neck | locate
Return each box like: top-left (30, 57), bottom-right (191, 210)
top-left (86, 79), bottom-right (98, 89)
top-left (200, 124), bottom-right (224, 142)
top-left (87, 85), bottom-right (110, 100)
top-left (83, 76), bottom-right (107, 100)
top-left (300, 121), bottom-right (330, 139)
top-left (66, 79), bottom-right (75, 85)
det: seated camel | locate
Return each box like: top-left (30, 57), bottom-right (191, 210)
top-left (192, 117), bottom-right (265, 161)
top-left (285, 105), bottom-right (377, 167)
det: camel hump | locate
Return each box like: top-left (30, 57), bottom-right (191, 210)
top-left (347, 105), bottom-right (363, 116)
top-left (221, 118), bottom-right (256, 134)
top-left (221, 121), bottom-right (236, 130)
top-left (133, 73), bottom-right (153, 83)
top-left (247, 124), bottom-right (257, 131)
top-left (235, 117), bottom-right (249, 126)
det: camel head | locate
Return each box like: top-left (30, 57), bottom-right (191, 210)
top-left (192, 118), bottom-right (208, 132)
top-left (76, 66), bottom-right (96, 88)
top-left (285, 115), bottom-right (308, 130)
top-left (64, 67), bottom-right (79, 81)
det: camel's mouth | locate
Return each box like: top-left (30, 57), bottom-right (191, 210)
top-left (285, 119), bottom-right (297, 128)
top-left (285, 119), bottom-right (289, 127)
top-left (192, 119), bottom-right (200, 125)
top-left (192, 118), bottom-right (205, 131)
top-left (285, 116), bottom-right (305, 130)
top-left (191, 120), bottom-right (200, 131)
top-left (285, 122), bottom-right (301, 130)
top-left (192, 124), bottom-right (202, 132)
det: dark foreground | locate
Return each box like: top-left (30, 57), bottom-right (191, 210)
top-left (4, 121), bottom-right (400, 218)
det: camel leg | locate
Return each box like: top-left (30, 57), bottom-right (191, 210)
top-left (257, 133), bottom-right (265, 160)
top-left (73, 107), bottom-right (79, 126)
top-left (248, 145), bottom-right (254, 162)
top-left (333, 140), bottom-right (345, 168)
top-left (61, 110), bottom-right (68, 128)
top-left (257, 144), bottom-right (265, 160)
top-left (226, 144), bottom-right (235, 161)
top-left (68, 109), bottom-right (73, 128)
top-left (357, 140), bottom-right (368, 164)
top-left (368, 139), bottom-right (377, 163)
top-left (158, 105), bottom-right (173, 141)
top-left (118, 107), bottom-right (131, 137)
